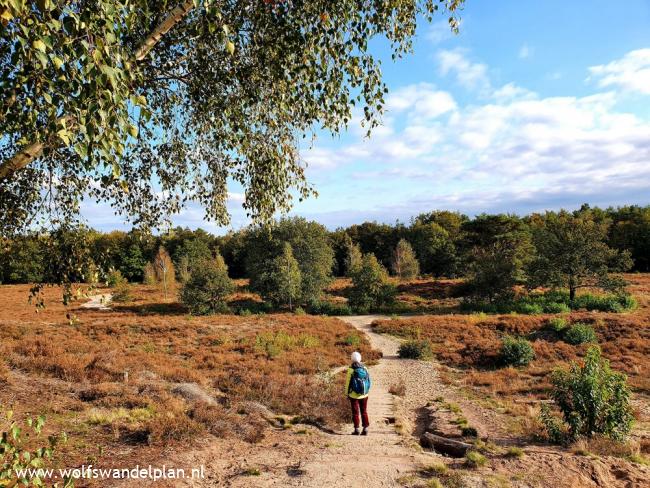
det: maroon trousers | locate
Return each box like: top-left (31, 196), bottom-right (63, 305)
top-left (349, 397), bottom-right (369, 428)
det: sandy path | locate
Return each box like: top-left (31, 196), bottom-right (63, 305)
top-left (80, 293), bottom-right (113, 310)
top-left (276, 315), bottom-right (445, 488)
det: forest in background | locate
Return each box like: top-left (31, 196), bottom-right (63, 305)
top-left (2, 203), bottom-right (649, 286)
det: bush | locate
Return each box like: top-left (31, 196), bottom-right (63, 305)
top-left (349, 253), bottom-right (396, 312)
top-left (572, 293), bottom-right (636, 312)
top-left (107, 269), bottom-right (132, 302)
top-left (501, 336), bottom-right (535, 367)
top-left (547, 317), bottom-right (568, 334)
top-left (107, 269), bottom-right (126, 287)
top-left (180, 255), bottom-right (234, 315)
top-left (513, 302), bottom-right (543, 315)
top-left (544, 346), bottom-right (634, 442)
top-left (543, 302), bottom-right (571, 313)
top-left (308, 300), bottom-right (352, 316)
top-left (465, 450), bottom-right (487, 468)
top-left (398, 340), bottom-right (433, 360)
top-left (563, 323), bottom-right (597, 345)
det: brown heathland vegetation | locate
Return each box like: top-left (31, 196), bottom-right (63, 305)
top-left (0, 283), bottom-right (379, 481)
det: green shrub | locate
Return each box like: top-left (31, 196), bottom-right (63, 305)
top-left (465, 450), bottom-right (487, 468)
top-left (349, 253), bottom-right (396, 312)
top-left (294, 306), bottom-right (306, 315)
top-left (112, 281), bottom-right (132, 302)
top-left (180, 255), bottom-right (234, 315)
top-left (501, 336), bottom-right (535, 367)
top-left (108, 269), bottom-right (131, 302)
top-left (543, 302), bottom-right (571, 313)
top-left (514, 302), bottom-right (543, 315)
top-left (545, 346), bottom-right (634, 442)
top-left (342, 334), bottom-right (361, 347)
top-left (308, 300), bottom-right (352, 316)
top-left (563, 323), bottom-right (597, 345)
top-left (505, 447), bottom-right (524, 458)
top-left (398, 340), bottom-right (433, 360)
top-left (107, 269), bottom-right (126, 288)
top-left (547, 317), bottom-right (568, 334)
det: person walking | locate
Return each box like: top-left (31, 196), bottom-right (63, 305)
top-left (344, 351), bottom-right (371, 435)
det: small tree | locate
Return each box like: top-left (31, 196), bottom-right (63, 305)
top-left (467, 231), bottom-right (533, 302)
top-left (143, 262), bottom-right (157, 285)
top-left (259, 243), bottom-right (302, 310)
top-left (391, 239), bottom-right (419, 280)
top-left (153, 246), bottom-right (175, 299)
top-left (344, 241), bottom-right (363, 277)
top-left (349, 253), bottom-right (396, 312)
top-left (180, 254), bottom-right (234, 315)
top-left (544, 346), bottom-right (634, 442)
top-left (529, 211), bottom-right (633, 301)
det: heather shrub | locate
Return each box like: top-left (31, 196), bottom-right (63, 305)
top-left (398, 340), bottom-right (433, 360)
top-left (563, 323), bottom-right (597, 345)
top-left (543, 346), bottom-right (634, 442)
top-left (143, 262), bottom-right (157, 285)
top-left (180, 255), bottom-right (234, 315)
top-left (501, 336), bottom-right (535, 367)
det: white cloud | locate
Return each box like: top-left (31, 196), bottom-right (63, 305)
top-left (425, 20), bottom-right (456, 44)
top-left (437, 49), bottom-right (491, 94)
top-left (518, 43), bottom-right (533, 59)
top-left (588, 48), bottom-right (650, 94)
top-left (386, 83), bottom-right (457, 119)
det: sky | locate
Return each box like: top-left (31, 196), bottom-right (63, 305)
top-left (85, 0), bottom-right (650, 233)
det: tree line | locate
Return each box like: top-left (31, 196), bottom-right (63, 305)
top-left (0, 204), bottom-right (647, 309)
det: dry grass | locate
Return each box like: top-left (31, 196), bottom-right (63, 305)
top-left (0, 283), bottom-right (379, 475)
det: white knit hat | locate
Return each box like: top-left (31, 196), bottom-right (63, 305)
top-left (351, 351), bottom-right (362, 363)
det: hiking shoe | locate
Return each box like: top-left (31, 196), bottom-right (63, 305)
top-left (352, 429), bottom-right (360, 435)
top-left (361, 428), bottom-right (368, 436)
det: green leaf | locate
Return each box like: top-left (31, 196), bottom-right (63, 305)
top-left (57, 129), bottom-right (70, 145)
top-left (52, 56), bottom-right (64, 69)
top-left (226, 41), bottom-right (235, 55)
top-left (32, 39), bottom-right (46, 52)
top-left (128, 124), bottom-right (138, 138)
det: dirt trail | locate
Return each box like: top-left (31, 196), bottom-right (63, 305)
top-left (274, 315), bottom-right (444, 488)
top-left (80, 293), bottom-right (113, 310)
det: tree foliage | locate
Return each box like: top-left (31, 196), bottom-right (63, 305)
top-left (349, 253), bottom-right (396, 312)
top-left (0, 0), bottom-right (464, 237)
top-left (179, 253), bottom-right (234, 314)
top-left (528, 210), bottom-right (633, 301)
top-left (257, 242), bottom-right (302, 309)
top-left (246, 217), bottom-right (333, 304)
top-left (545, 346), bottom-right (634, 442)
top-left (391, 238), bottom-right (419, 280)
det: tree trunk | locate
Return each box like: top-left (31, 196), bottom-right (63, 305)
top-left (420, 432), bottom-right (472, 457)
top-left (569, 286), bottom-right (576, 302)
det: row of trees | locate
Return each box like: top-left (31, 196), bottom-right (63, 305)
top-left (0, 205), bottom-right (646, 306)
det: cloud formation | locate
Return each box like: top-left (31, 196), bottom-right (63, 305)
top-left (588, 49), bottom-right (650, 95)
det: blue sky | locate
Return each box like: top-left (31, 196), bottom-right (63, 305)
top-left (85, 0), bottom-right (650, 232)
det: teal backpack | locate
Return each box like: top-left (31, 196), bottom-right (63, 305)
top-left (349, 365), bottom-right (371, 395)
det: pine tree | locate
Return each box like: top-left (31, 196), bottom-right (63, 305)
top-left (392, 239), bottom-right (420, 280)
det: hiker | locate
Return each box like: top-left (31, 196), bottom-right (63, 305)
top-left (345, 351), bottom-right (371, 435)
